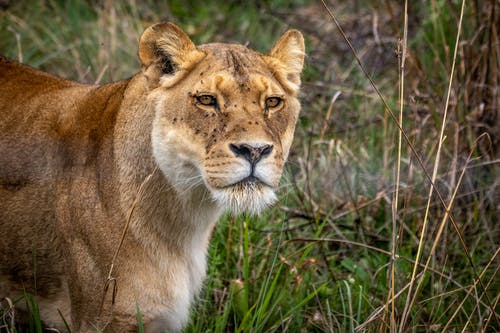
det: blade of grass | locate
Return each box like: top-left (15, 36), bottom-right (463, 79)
top-left (339, 281), bottom-right (347, 332)
top-left (58, 308), bottom-right (72, 333)
top-left (343, 280), bottom-right (354, 332)
top-left (136, 302), bottom-right (144, 333)
top-left (214, 295), bottom-right (232, 333)
top-left (356, 285), bottom-right (363, 326)
top-left (240, 217), bottom-right (250, 322)
top-left (25, 292), bottom-right (42, 333)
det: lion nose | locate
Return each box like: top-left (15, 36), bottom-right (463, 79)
top-left (229, 143), bottom-right (273, 165)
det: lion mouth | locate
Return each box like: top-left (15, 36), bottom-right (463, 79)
top-left (230, 176), bottom-right (259, 187)
top-left (230, 178), bottom-right (264, 190)
top-left (223, 175), bottom-right (272, 190)
top-left (210, 179), bottom-right (277, 215)
top-left (239, 175), bottom-right (259, 183)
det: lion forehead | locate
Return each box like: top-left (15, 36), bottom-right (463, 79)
top-left (189, 72), bottom-right (283, 102)
top-left (197, 44), bottom-right (272, 77)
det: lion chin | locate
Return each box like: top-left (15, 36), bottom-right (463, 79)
top-left (210, 182), bottom-right (278, 215)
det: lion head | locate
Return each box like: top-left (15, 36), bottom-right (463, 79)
top-left (138, 23), bottom-right (305, 215)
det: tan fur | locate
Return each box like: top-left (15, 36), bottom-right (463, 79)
top-left (0, 22), bottom-right (304, 332)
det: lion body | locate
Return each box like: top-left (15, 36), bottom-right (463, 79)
top-left (0, 23), bottom-right (304, 332)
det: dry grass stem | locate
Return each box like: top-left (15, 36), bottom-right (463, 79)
top-left (99, 167), bottom-right (159, 315)
top-left (387, 2), bottom-right (408, 332)
top-left (319, 91), bottom-right (342, 141)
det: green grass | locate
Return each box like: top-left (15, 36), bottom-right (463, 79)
top-left (0, 0), bottom-right (498, 332)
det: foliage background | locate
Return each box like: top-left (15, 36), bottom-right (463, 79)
top-left (0, 0), bottom-right (498, 332)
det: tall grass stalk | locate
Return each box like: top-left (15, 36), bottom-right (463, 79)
top-left (386, 1), bottom-right (408, 332)
top-left (135, 302), bottom-right (144, 333)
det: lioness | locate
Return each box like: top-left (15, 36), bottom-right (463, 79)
top-left (0, 22), bottom-right (304, 332)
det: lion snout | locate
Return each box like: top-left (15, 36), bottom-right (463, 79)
top-left (228, 142), bottom-right (273, 165)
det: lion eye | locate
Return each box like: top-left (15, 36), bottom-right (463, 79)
top-left (196, 95), bottom-right (217, 107)
top-left (265, 97), bottom-right (283, 109)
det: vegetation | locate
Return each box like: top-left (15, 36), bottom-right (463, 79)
top-left (1, 0), bottom-right (498, 332)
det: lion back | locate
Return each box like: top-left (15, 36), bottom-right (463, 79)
top-left (0, 57), bottom-right (127, 296)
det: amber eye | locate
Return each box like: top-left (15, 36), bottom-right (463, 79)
top-left (196, 95), bottom-right (217, 107)
top-left (265, 97), bottom-right (283, 109)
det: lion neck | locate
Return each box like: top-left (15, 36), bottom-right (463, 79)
top-left (128, 169), bottom-right (222, 256)
top-left (114, 75), bottom-right (223, 263)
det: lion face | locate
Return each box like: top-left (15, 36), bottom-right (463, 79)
top-left (139, 23), bottom-right (305, 214)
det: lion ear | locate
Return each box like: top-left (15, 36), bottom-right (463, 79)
top-left (138, 22), bottom-right (205, 77)
top-left (265, 30), bottom-right (305, 93)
